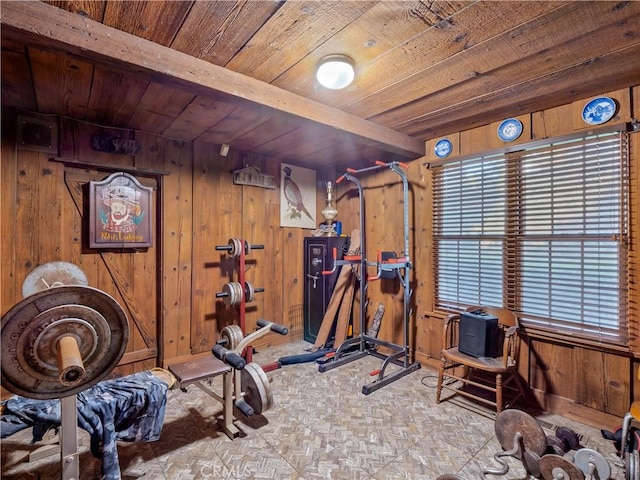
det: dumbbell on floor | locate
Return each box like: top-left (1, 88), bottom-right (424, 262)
top-left (546, 426), bottom-right (581, 456)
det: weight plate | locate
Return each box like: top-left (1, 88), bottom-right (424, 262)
top-left (245, 281), bottom-right (255, 303)
top-left (221, 325), bottom-right (244, 351)
top-left (628, 450), bottom-right (638, 480)
top-left (15, 308), bottom-right (106, 382)
top-left (436, 475), bottom-right (466, 480)
top-left (233, 282), bottom-right (243, 306)
top-left (1, 285), bottom-right (128, 399)
top-left (241, 362), bottom-right (272, 415)
top-left (539, 454), bottom-right (585, 480)
top-left (22, 262), bottom-right (88, 298)
top-left (222, 282), bottom-right (237, 306)
top-left (30, 308), bottom-right (105, 373)
top-left (548, 435), bottom-right (569, 455)
top-left (523, 450), bottom-right (542, 478)
top-left (244, 240), bottom-right (251, 255)
top-left (574, 448), bottom-right (611, 480)
top-left (228, 238), bottom-right (242, 258)
top-left (495, 409), bottom-right (548, 459)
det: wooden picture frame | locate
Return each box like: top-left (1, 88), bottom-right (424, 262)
top-left (89, 172), bottom-right (153, 248)
top-left (280, 163), bottom-right (316, 229)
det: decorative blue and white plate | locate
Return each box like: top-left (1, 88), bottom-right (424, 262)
top-left (581, 97), bottom-right (617, 125)
top-left (434, 138), bottom-right (453, 158)
top-left (497, 118), bottom-right (523, 142)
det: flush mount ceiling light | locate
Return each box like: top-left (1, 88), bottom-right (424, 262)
top-left (316, 55), bottom-right (355, 90)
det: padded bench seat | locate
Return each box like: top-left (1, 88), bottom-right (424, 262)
top-left (167, 356), bottom-right (231, 387)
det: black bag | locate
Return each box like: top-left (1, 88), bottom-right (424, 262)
top-left (459, 309), bottom-right (501, 358)
top-left (602, 425), bottom-right (640, 453)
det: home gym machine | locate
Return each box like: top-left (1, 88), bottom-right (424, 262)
top-left (1, 262), bottom-right (129, 480)
top-left (437, 409), bottom-right (612, 480)
top-left (213, 237), bottom-right (288, 411)
top-left (168, 238), bottom-right (288, 438)
top-left (167, 317), bottom-right (287, 439)
top-left (318, 160), bottom-right (421, 394)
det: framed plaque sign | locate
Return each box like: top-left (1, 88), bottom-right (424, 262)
top-left (89, 172), bottom-right (153, 248)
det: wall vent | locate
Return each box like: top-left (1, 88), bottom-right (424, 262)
top-left (17, 114), bottom-right (59, 154)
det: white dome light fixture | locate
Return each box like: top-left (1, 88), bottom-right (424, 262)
top-left (316, 55), bottom-right (355, 90)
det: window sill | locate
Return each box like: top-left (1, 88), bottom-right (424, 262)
top-left (518, 325), bottom-right (633, 357)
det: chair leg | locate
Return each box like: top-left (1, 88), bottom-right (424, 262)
top-left (436, 359), bottom-right (446, 404)
top-left (496, 373), bottom-right (503, 413)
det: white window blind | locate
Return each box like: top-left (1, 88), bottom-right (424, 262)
top-left (433, 132), bottom-right (629, 346)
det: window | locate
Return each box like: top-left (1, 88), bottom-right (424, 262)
top-left (433, 131), bottom-right (630, 346)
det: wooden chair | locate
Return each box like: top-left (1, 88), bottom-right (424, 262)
top-left (435, 306), bottom-right (526, 413)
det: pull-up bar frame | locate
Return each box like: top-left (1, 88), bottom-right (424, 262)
top-left (318, 161), bottom-right (420, 394)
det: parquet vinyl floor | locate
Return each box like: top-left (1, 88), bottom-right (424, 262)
top-left (1, 341), bottom-right (626, 479)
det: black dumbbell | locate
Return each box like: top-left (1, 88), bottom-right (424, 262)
top-left (556, 426), bottom-right (580, 450)
top-left (546, 427), bottom-right (580, 456)
top-left (546, 435), bottom-right (569, 456)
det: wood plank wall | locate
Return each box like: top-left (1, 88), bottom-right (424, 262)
top-left (1, 84), bottom-right (639, 426)
top-left (408, 86), bottom-right (639, 425)
top-left (0, 109), bottom-right (308, 400)
top-left (334, 86), bottom-right (639, 425)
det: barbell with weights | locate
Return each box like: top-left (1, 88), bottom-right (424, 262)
top-left (215, 238), bottom-right (264, 258)
top-left (557, 427), bottom-right (581, 451)
top-left (2, 262), bottom-right (128, 399)
top-left (2, 262), bottom-right (129, 480)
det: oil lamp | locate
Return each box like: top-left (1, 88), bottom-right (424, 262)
top-left (321, 181), bottom-right (338, 236)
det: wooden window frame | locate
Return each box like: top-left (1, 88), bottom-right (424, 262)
top-left (432, 128), bottom-right (631, 349)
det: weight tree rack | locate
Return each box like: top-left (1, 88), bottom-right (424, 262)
top-left (215, 238), bottom-right (265, 349)
top-left (212, 238), bottom-right (287, 414)
top-left (319, 160), bottom-right (421, 394)
top-left (214, 237), bottom-right (285, 372)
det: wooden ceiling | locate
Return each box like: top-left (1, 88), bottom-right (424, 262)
top-left (2, 1), bottom-right (640, 168)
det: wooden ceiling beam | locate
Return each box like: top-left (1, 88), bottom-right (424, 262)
top-left (1, 1), bottom-right (425, 160)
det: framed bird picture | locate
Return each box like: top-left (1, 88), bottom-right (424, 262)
top-left (280, 163), bottom-right (316, 229)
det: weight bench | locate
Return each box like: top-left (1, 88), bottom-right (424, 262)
top-left (167, 319), bottom-right (289, 440)
top-left (167, 355), bottom-right (240, 439)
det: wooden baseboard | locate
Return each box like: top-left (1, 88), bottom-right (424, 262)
top-left (415, 350), bottom-right (440, 370)
top-left (528, 388), bottom-right (623, 431)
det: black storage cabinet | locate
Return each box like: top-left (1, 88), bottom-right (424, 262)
top-left (303, 236), bottom-right (349, 344)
